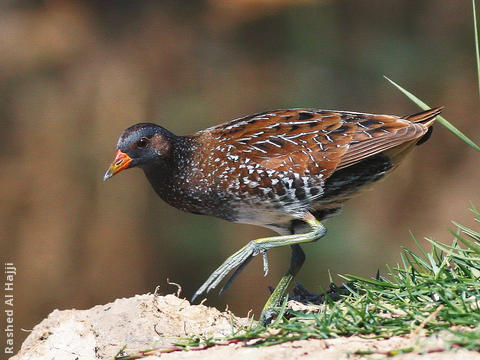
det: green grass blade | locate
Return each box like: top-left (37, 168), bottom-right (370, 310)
top-left (470, 203), bottom-right (480, 220)
top-left (474, 0), bottom-right (480, 98)
top-left (452, 231), bottom-right (480, 256)
top-left (402, 246), bottom-right (433, 272)
top-left (410, 230), bottom-right (429, 259)
top-left (452, 220), bottom-right (480, 239)
top-left (343, 274), bottom-right (398, 288)
top-left (384, 76), bottom-right (480, 152)
top-left (425, 237), bottom-right (480, 261)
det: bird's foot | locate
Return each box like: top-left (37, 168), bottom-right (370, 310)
top-left (191, 217), bottom-right (326, 306)
top-left (259, 272), bottom-right (294, 325)
top-left (191, 240), bottom-right (269, 303)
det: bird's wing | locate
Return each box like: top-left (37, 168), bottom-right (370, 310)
top-left (205, 108), bottom-right (437, 178)
top-left (336, 107), bottom-right (442, 170)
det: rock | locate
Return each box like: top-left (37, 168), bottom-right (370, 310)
top-left (11, 293), bottom-right (480, 360)
top-left (11, 293), bottom-right (249, 360)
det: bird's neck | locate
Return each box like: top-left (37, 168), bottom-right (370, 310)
top-left (141, 135), bottom-right (198, 207)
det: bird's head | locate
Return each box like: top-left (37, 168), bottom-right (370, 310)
top-left (103, 123), bottom-right (174, 181)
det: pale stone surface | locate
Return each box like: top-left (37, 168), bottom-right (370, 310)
top-left (10, 293), bottom-right (480, 360)
top-left (11, 293), bottom-right (247, 360)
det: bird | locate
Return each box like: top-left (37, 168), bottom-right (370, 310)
top-left (104, 106), bottom-right (443, 323)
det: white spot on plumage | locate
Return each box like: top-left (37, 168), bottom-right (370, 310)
top-left (362, 130), bottom-right (374, 138)
top-left (286, 131), bottom-right (317, 139)
top-left (265, 139), bottom-right (282, 148)
top-left (252, 131), bottom-right (265, 137)
top-left (249, 145), bottom-right (268, 154)
top-left (284, 178), bottom-right (293, 188)
top-left (278, 135), bottom-right (298, 145)
top-left (227, 154), bottom-right (239, 161)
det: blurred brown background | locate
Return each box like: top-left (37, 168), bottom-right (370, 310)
top-left (1, 0), bottom-right (479, 353)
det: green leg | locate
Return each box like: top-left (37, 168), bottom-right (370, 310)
top-left (260, 243), bottom-right (305, 324)
top-left (191, 216), bottom-right (326, 312)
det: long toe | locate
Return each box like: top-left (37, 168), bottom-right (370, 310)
top-left (191, 242), bottom-right (260, 302)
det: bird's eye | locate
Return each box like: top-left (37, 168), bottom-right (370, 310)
top-left (136, 137), bottom-right (149, 148)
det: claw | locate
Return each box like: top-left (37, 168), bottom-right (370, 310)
top-left (262, 252), bottom-right (269, 276)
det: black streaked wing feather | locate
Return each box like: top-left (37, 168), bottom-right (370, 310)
top-left (206, 109), bottom-right (356, 177)
top-left (337, 124), bottom-right (427, 170)
top-left (336, 107), bottom-right (443, 170)
top-left (204, 108), bottom-right (439, 179)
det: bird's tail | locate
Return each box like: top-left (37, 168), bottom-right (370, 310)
top-left (404, 106), bottom-right (444, 127)
top-left (403, 106), bottom-right (444, 146)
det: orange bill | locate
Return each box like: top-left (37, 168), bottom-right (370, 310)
top-left (103, 150), bottom-right (132, 181)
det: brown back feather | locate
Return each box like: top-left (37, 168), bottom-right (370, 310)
top-left (202, 107), bottom-right (443, 179)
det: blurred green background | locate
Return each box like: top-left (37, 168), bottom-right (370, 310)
top-left (1, 0), bottom-right (479, 353)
